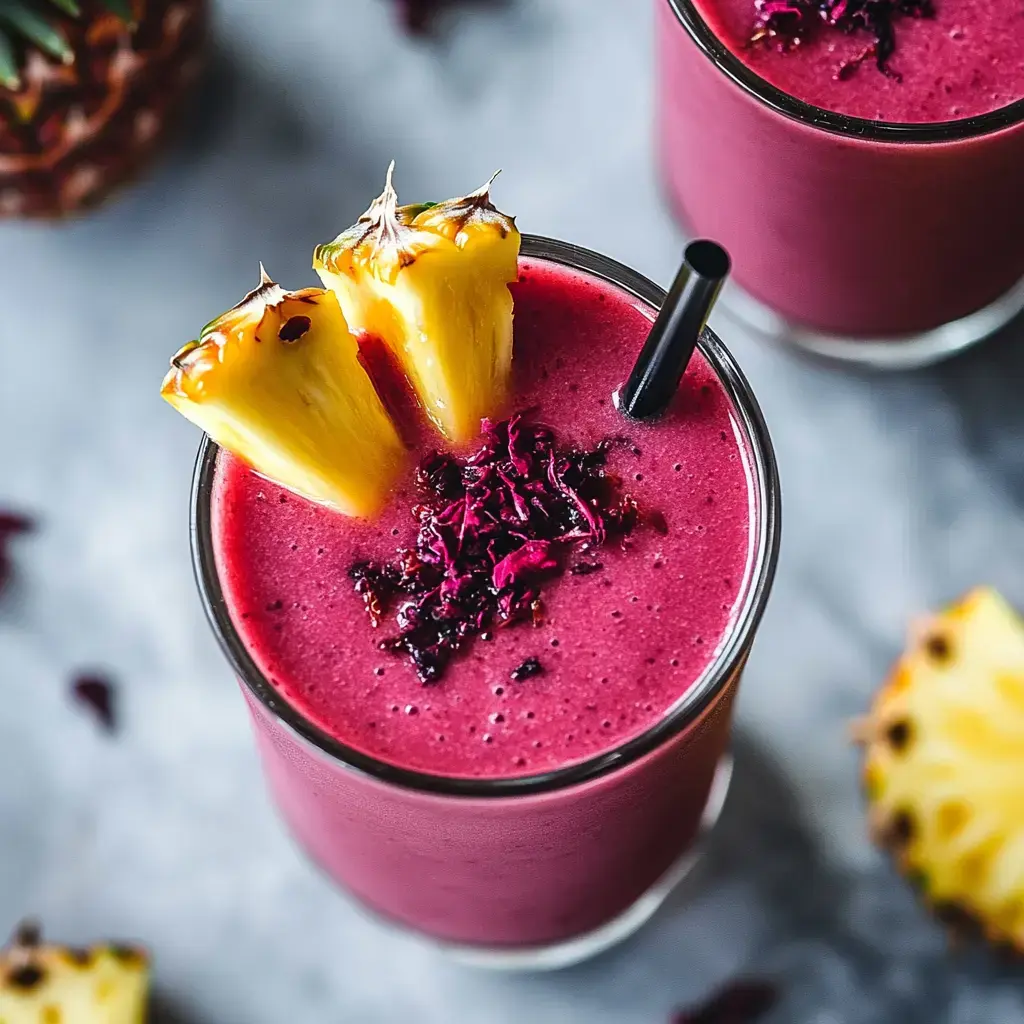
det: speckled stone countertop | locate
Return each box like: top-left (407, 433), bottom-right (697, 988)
top-left (2, 1), bottom-right (1023, 1021)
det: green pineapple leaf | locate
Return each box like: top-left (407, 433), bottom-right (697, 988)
top-left (98, 0), bottom-right (136, 25)
top-left (0, 0), bottom-right (137, 92)
top-left (0, 29), bottom-right (19, 88)
top-left (0, 1), bottom-right (74, 65)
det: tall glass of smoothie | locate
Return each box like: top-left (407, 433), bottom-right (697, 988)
top-left (165, 176), bottom-right (780, 967)
top-left (657, 0), bottom-right (1024, 368)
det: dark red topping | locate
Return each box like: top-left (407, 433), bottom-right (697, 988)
top-left (71, 674), bottom-right (118, 734)
top-left (510, 657), bottom-right (544, 682)
top-left (390, 0), bottom-right (506, 34)
top-left (0, 511), bottom-right (33, 596)
top-left (752, 0), bottom-right (936, 79)
top-left (350, 413), bottom-right (640, 684)
top-left (673, 979), bottom-right (780, 1024)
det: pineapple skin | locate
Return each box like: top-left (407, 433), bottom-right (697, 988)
top-left (0, 0), bottom-right (208, 219)
top-left (162, 273), bottom-right (406, 518)
top-left (314, 172), bottom-right (521, 444)
top-left (0, 935), bottom-right (149, 1024)
top-left (858, 587), bottom-right (1024, 952)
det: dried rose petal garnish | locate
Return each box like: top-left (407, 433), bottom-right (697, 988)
top-left (71, 674), bottom-right (118, 734)
top-left (751, 0), bottom-right (936, 80)
top-left (390, 0), bottom-right (507, 34)
top-left (0, 511), bottom-right (34, 595)
top-left (672, 979), bottom-right (780, 1024)
top-left (350, 413), bottom-right (640, 683)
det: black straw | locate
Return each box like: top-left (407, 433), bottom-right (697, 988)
top-left (618, 240), bottom-right (731, 420)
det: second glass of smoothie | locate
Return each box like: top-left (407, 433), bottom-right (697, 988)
top-left (191, 236), bottom-right (780, 968)
top-left (657, 0), bottom-right (1024, 367)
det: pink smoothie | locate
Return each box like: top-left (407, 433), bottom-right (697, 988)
top-left (658, 0), bottom-right (1024, 339)
top-left (699, 0), bottom-right (1024, 123)
top-left (212, 258), bottom-right (752, 780)
top-left (198, 250), bottom-right (774, 949)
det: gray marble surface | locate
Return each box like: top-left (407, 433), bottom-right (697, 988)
top-left (2, 1), bottom-right (1024, 1021)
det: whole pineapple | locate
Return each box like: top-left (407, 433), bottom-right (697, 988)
top-left (856, 588), bottom-right (1024, 951)
top-left (0, 0), bottom-right (206, 218)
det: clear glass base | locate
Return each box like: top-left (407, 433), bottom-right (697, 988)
top-left (435, 754), bottom-right (734, 971)
top-left (719, 275), bottom-right (1024, 371)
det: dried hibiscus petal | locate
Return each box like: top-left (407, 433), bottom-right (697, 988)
top-left (751, 0), bottom-right (935, 79)
top-left (351, 413), bottom-right (645, 684)
top-left (672, 979), bottom-right (780, 1024)
top-left (71, 674), bottom-right (118, 734)
top-left (0, 511), bottom-right (34, 596)
top-left (389, 0), bottom-right (504, 35)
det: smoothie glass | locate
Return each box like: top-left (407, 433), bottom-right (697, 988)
top-left (657, 0), bottom-right (1024, 369)
top-left (190, 236), bottom-right (781, 969)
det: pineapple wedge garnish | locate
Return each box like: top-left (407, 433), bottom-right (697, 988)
top-left (161, 267), bottom-right (405, 518)
top-left (314, 164), bottom-right (520, 444)
top-left (0, 923), bottom-right (149, 1024)
top-left (855, 587), bottom-right (1024, 950)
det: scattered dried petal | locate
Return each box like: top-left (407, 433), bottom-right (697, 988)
top-left (0, 510), bottom-right (33, 596)
top-left (672, 979), bottom-right (780, 1024)
top-left (71, 674), bottom-right (118, 734)
top-left (390, 0), bottom-right (506, 34)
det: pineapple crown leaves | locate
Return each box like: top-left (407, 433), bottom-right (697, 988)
top-left (190, 264), bottom-right (287, 345)
top-left (313, 163), bottom-right (511, 279)
top-left (369, 159), bottom-right (405, 252)
top-left (0, 0), bottom-right (136, 91)
top-left (168, 265), bottom-right (294, 385)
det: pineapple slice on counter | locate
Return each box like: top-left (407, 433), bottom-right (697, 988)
top-left (0, 923), bottom-right (149, 1024)
top-left (855, 587), bottom-right (1024, 950)
top-left (314, 164), bottom-right (520, 444)
top-left (161, 267), bottom-right (405, 518)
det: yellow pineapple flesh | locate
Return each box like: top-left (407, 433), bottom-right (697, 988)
top-left (314, 164), bottom-right (521, 444)
top-left (856, 587), bottom-right (1024, 950)
top-left (0, 923), bottom-right (149, 1024)
top-left (161, 267), bottom-right (405, 518)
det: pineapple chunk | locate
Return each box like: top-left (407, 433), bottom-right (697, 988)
top-left (314, 164), bottom-right (520, 444)
top-left (0, 924), bottom-right (149, 1024)
top-left (855, 588), bottom-right (1024, 950)
top-left (161, 267), bottom-right (405, 518)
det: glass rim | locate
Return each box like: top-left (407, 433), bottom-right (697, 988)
top-left (189, 234), bottom-right (782, 799)
top-left (665, 0), bottom-right (1024, 143)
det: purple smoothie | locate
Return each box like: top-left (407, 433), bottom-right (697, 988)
top-left (197, 245), bottom-right (775, 950)
top-left (658, 0), bottom-right (1024, 343)
top-left (212, 257), bottom-right (752, 780)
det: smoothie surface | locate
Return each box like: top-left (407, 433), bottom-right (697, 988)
top-left (691, 0), bottom-right (1024, 122)
top-left (211, 258), bottom-right (753, 779)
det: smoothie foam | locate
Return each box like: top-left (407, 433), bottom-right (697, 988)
top-left (211, 258), bottom-right (753, 780)
top-left (695, 0), bottom-right (1024, 122)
